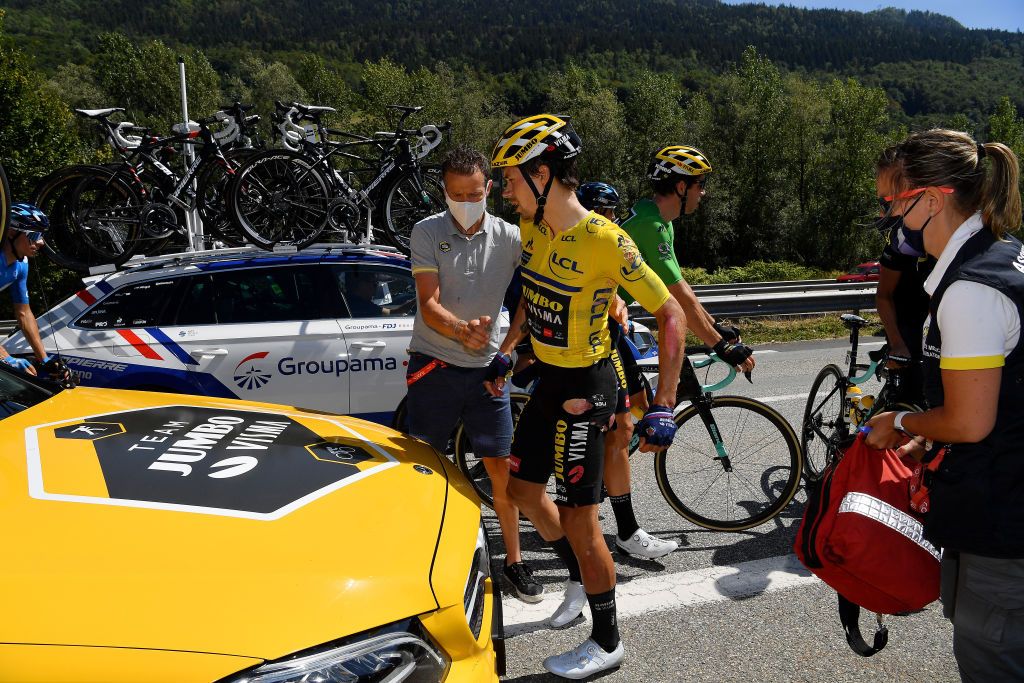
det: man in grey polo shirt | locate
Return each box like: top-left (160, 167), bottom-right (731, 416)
top-left (406, 145), bottom-right (543, 602)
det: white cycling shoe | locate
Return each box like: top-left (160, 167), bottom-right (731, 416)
top-left (548, 580), bottom-right (587, 628)
top-left (615, 528), bottom-right (678, 559)
top-left (543, 638), bottom-right (624, 679)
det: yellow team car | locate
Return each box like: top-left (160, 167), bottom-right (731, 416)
top-left (0, 364), bottom-right (502, 683)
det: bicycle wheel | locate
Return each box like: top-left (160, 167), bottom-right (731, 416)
top-left (0, 161), bottom-right (10, 239)
top-left (801, 364), bottom-right (848, 482)
top-left (66, 168), bottom-right (143, 267)
top-left (379, 166), bottom-right (444, 253)
top-left (32, 166), bottom-right (113, 272)
top-left (229, 149), bottom-right (331, 250)
top-left (454, 392), bottom-right (532, 509)
top-left (196, 149), bottom-right (251, 247)
top-left (654, 395), bottom-right (803, 532)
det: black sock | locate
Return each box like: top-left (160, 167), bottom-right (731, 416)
top-left (549, 536), bottom-right (582, 583)
top-left (610, 492), bottom-right (640, 541)
top-left (588, 588), bottom-right (620, 652)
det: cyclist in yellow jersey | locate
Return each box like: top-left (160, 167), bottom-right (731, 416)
top-left (483, 114), bottom-right (687, 680)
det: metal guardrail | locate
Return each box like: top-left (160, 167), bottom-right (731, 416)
top-left (630, 279), bottom-right (878, 321)
top-left (0, 280), bottom-right (877, 338)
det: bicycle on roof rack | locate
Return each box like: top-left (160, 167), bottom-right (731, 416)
top-left (227, 103), bottom-right (450, 253)
top-left (32, 104), bottom-right (263, 272)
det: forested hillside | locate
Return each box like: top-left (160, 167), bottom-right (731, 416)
top-left (1, 0), bottom-right (1023, 277)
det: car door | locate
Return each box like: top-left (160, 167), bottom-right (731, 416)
top-left (68, 276), bottom-right (197, 391)
top-left (330, 262), bottom-right (416, 424)
top-left (163, 265), bottom-right (350, 413)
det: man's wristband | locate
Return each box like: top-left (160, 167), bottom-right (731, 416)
top-left (452, 319), bottom-right (467, 340)
top-left (894, 411), bottom-right (915, 436)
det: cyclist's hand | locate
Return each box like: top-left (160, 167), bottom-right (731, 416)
top-left (713, 322), bottom-right (742, 343)
top-left (39, 356), bottom-right (75, 386)
top-left (2, 355), bottom-right (35, 375)
top-left (712, 339), bottom-right (755, 373)
top-left (482, 351), bottom-right (513, 397)
top-left (460, 316), bottom-right (492, 350)
top-left (637, 404), bottom-right (676, 452)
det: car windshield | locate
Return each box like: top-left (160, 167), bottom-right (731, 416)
top-left (0, 365), bottom-right (54, 420)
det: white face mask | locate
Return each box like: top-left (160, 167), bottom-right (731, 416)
top-left (445, 181), bottom-right (490, 231)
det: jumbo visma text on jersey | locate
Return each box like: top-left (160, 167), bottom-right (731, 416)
top-left (519, 212), bottom-right (671, 367)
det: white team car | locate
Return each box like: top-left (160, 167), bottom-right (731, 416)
top-left (3, 245), bottom-right (659, 426)
top-left (4, 245), bottom-right (430, 425)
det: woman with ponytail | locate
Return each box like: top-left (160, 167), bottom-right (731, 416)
top-left (867, 128), bottom-right (1024, 681)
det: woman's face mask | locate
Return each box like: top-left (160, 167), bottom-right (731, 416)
top-left (876, 191), bottom-right (929, 258)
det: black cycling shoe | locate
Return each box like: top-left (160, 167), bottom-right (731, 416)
top-left (503, 561), bottom-right (544, 604)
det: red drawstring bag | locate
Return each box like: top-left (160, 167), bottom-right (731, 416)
top-left (794, 432), bottom-right (941, 655)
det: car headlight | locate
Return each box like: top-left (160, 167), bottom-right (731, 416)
top-left (224, 619), bottom-right (449, 683)
top-left (464, 522), bottom-right (490, 639)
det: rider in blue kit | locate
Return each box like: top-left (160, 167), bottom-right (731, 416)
top-left (0, 203), bottom-right (54, 376)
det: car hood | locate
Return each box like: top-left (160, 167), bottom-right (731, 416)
top-left (0, 388), bottom-right (450, 660)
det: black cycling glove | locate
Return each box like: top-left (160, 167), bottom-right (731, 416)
top-left (712, 339), bottom-right (753, 367)
top-left (637, 405), bottom-right (677, 448)
top-left (713, 322), bottom-right (742, 343)
top-left (483, 352), bottom-right (513, 384)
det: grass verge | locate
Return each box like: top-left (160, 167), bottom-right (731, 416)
top-left (698, 312), bottom-right (883, 346)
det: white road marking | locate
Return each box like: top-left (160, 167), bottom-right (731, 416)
top-left (502, 554), bottom-right (818, 637)
top-left (756, 392), bottom-right (808, 404)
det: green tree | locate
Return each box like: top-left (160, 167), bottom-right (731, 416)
top-left (803, 78), bottom-right (890, 266)
top-left (94, 32), bottom-right (222, 134)
top-left (717, 47), bottom-right (791, 263)
top-left (622, 71), bottom-right (686, 200)
top-left (987, 96), bottom-right (1024, 202)
top-left (548, 63), bottom-right (625, 191)
top-left (0, 11), bottom-right (80, 196)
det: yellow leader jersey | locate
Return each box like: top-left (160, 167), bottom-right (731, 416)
top-left (519, 212), bottom-right (671, 367)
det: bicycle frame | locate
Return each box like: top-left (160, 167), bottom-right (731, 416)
top-left (683, 354), bottom-right (740, 464)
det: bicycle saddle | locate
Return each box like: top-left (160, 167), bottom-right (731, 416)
top-left (74, 107), bottom-right (125, 118)
top-left (388, 105), bottom-right (423, 113)
top-left (294, 103), bottom-right (337, 116)
top-left (840, 313), bottom-right (869, 329)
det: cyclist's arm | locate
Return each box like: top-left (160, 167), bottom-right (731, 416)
top-left (496, 295), bottom-right (529, 356)
top-left (666, 279), bottom-right (755, 372)
top-left (13, 303), bottom-right (46, 362)
top-left (666, 279), bottom-right (718, 346)
top-left (876, 265), bottom-right (911, 358)
top-left (649, 297), bottom-right (686, 407)
top-left (609, 294), bottom-right (628, 332)
top-left (609, 231), bottom-right (685, 405)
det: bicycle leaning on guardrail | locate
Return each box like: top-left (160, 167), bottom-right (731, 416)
top-left (800, 313), bottom-right (924, 482)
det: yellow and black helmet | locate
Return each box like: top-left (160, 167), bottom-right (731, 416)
top-left (647, 145), bottom-right (713, 181)
top-left (491, 114), bottom-right (582, 169)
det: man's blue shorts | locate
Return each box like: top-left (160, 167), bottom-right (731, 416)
top-left (405, 352), bottom-right (513, 458)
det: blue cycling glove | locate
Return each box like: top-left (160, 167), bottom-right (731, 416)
top-left (637, 404), bottom-right (677, 448)
top-left (483, 352), bottom-right (513, 383)
top-left (2, 356), bottom-right (33, 372)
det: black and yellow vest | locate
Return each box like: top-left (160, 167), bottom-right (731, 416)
top-left (923, 228), bottom-right (1024, 558)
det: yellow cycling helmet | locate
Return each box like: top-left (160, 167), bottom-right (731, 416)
top-left (491, 114), bottom-right (582, 168)
top-left (647, 145), bottom-right (713, 181)
top-left (493, 114), bottom-right (582, 225)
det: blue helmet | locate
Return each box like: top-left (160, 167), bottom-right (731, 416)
top-left (9, 202), bottom-right (49, 236)
top-left (576, 182), bottom-right (620, 211)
